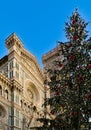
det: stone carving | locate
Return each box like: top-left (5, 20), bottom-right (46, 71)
top-left (23, 116), bottom-right (33, 129)
top-left (28, 89), bottom-right (33, 99)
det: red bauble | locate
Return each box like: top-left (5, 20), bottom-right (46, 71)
top-left (88, 64), bottom-right (91, 69)
top-left (78, 76), bottom-right (84, 81)
top-left (69, 43), bottom-right (73, 47)
top-left (71, 111), bottom-right (77, 116)
top-left (87, 92), bottom-right (91, 100)
top-left (50, 111), bottom-right (55, 115)
top-left (64, 83), bottom-right (68, 86)
top-left (72, 20), bottom-right (76, 24)
top-left (55, 91), bottom-right (60, 95)
top-left (61, 104), bottom-right (64, 108)
top-left (62, 122), bottom-right (65, 126)
top-left (73, 35), bottom-right (78, 41)
top-left (70, 55), bottom-right (75, 60)
top-left (59, 63), bottom-right (63, 68)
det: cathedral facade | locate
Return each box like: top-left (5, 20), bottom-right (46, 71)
top-left (0, 33), bottom-right (44, 130)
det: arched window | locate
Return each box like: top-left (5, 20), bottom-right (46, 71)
top-left (5, 90), bottom-right (8, 99)
top-left (24, 102), bottom-right (27, 111)
top-left (27, 105), bottom-right (31, 113)
top-left (0, 85), bottom-right (2, 95)
top-left (0, 105), bottom-right (6, 118)
top-left (20, 100), bottom-right (23, 108)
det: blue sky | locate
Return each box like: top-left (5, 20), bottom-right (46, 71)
top-left (0, 0), bottom-right (91, 68)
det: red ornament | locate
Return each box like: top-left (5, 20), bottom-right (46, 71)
top-left (78, 76), bottom-right (84, 81)
top-left (73, 35), bottom-right (78, 41)
top-left (69, 43), bottom-right (73, 47)
top-left (71, 111), bottom-right (77, 116)
top-left (62, 122), bottom-right (65, 126)
top-left (50, 110), bottom-right (55, 115)
top-left (87, 92), bottom-right (91, 100)
top-left (55, 91), bottom-right (60, 95)
top-left (88, 64), bottom-right (91, 69)
top-left (70, 55), bottom-right (75, 60)
top-left (72, 20), bottom-right (76, 24)
top-left (59, 63), bottom-right (63, 68)
top-left (61, 104), bottom-right (64, 108)
top-left (64, 83), bottom-right (68, 86)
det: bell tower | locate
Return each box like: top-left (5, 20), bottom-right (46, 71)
top-left (5, 33), bottom-right (23, 80)
top-left (5, 32), bottom-right (23, 56)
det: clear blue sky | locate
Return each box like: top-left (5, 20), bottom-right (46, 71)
top-left (0, 0), bottom-right (91, 68)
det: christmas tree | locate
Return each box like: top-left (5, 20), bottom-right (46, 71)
top-left (36, 8), bottom-right (91, 130)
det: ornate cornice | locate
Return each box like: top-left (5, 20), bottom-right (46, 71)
top-left (0, 73), bottom-right (23, 91)
top-left (0, 72), bottom-right (11, 87)
top-left (5, 32), bottom-right (23, 49)
top-left (11, 78), bottom-right (23, 91)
